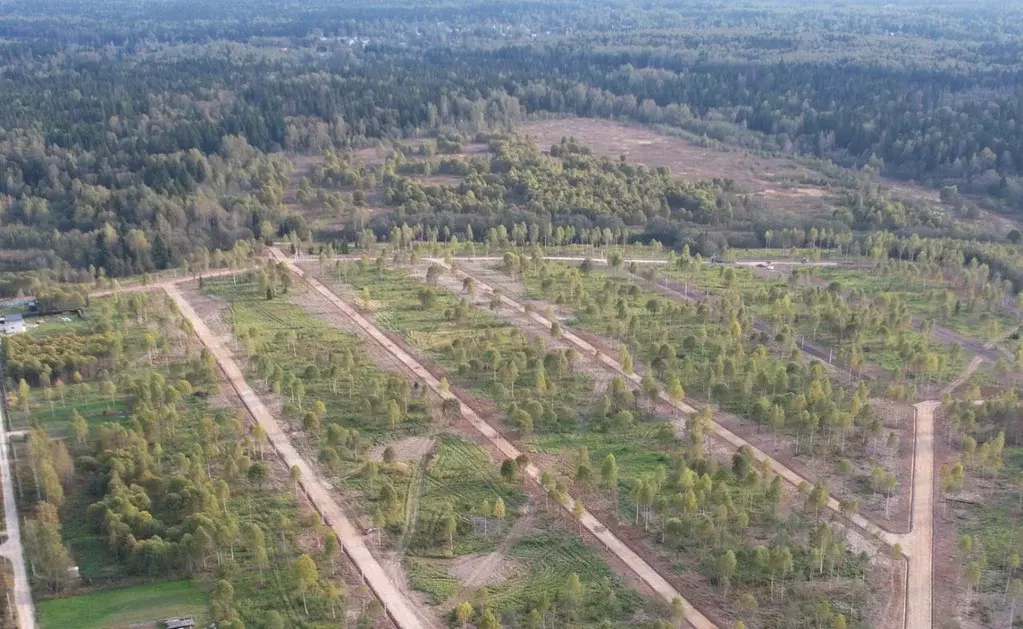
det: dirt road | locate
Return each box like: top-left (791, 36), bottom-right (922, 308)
top-left (942, 356), bottom-right (983, 396)
top-left (0, 396), bottom-right (35, 629)
top-left (164, 283), bottom-right (433, 629)
top-left (901, 400), bottom-right (937, 629)
top-left (88, 267), bottom-right (250, 298)
top-left (269, 248), bottom-right (719, 629)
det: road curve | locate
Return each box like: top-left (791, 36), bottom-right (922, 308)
top-left (164, 284), bottom-right (431, 629)
top-left (0, 394), bottom-right (35, 629)
top-left (942, 356), bottom-right (982, 396)
top-left (269, 249), bottom-right (719, 629)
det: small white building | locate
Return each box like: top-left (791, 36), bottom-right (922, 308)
top-left (0, 314), bottom-right (24, 334)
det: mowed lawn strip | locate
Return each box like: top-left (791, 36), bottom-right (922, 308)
top-left (36, 580), bottom-right (206, 629)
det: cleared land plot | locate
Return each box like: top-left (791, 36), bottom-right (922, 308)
top-left (312, 258), bottom-right (891, 628)
top-left (483, 258), bottom-right (913, 528)
top-left (36, 580), bottom-right (205, 629)
top-left (660, 261), bottom-right (967, 386)
top-left (208, 271), bottom-right (670, 627)
top-left (520, 118), bottom-right (1012, 230)
top-left (813, 265), bottom-right (1019, 344)
top-left (521, 120), bottom-right (837, 218)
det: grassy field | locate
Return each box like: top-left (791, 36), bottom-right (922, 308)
top-left (532, 423), bottom-right (671, 488)
top-left (815, 264), bottom-right (1018, 342)
top-left (37, 580), bottom-right (206, 629)
top-left (203, 277), bottom-right (433, 445)
top-left (20, 313), bottom-right (94, 338)
top-left (406, 530), bottom-right (654, 625)
top-left (12, 389), bottom-right (128, 437)
top-left (411, 435), bottom-right (526, 556)
top-left (492, 533), bottom-right (646, 620)
top-left (334, 261), bottom-right (600, 431)
top-left (659, 261), bottom-right (967, 384)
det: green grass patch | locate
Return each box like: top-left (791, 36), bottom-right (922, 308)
top-left (815, 265), bottom-right (1016, 343)
top-left (489, 533), bottom-right (646, 625)
top-left (25, 314), bottom-right (94, 339)
top-left (405, 559), bottom-right (460, 604)
top-left (334, 263), bottom-right (603, 434)
top-left (14, 390), bottom-right (129, 436)
top-left (37, 580), bottom-right (206, 629)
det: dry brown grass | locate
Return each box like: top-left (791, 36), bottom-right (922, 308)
top-left (520, 118), bottom-right (1020, 231)
top-left (521, 118), bottom-right (835, 217)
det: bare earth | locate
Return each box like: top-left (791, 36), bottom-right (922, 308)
top-left (447, 553), bottom-right (518, 587)
top-left (904, 401), bottom-right (938, 629)
top-left (370, 436), bottom-right (436, 463)
top-left (522, 119), bottom-right (832, 218)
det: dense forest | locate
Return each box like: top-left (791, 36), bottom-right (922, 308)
top-left (0, 0), bottom-right (1022, 286)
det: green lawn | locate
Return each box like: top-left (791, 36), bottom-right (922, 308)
top-left (12, 390), bottom-right (128, 436)
top-left (37, 580), bottom-right (206, 629)
top-left (24, 314), bottom-right (94, 339)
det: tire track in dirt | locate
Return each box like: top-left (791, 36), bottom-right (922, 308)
top-left (941, 356), bottom-right (983, 396)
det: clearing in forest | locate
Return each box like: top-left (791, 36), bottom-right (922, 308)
top-left (520, 118), bottom-right (981, 226)
top-left (36, 580), bottom-right (206, 629)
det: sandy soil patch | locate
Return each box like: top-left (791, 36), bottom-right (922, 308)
top-left (446, 553), bottom-right (520, 588)
top-left (371, 436), bottom-right (436, 462)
